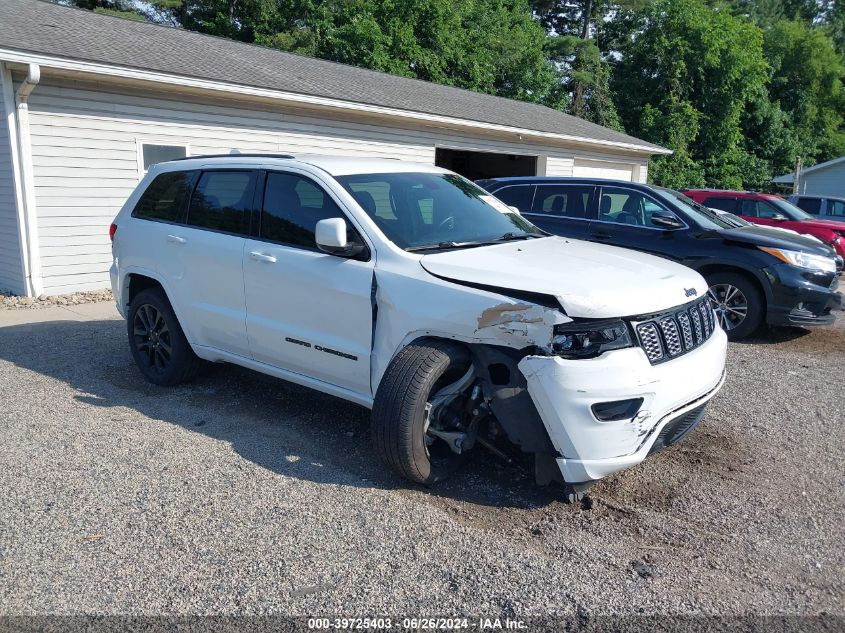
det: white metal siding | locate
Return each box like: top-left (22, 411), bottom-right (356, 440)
top-left (545, 157), bottom-right (574, 177)
top-left (801, 166), bottom-right (845, 197)
top-left (26, 77), bottom-right (653, 293)
top-left (0, 70), bottom-right (24, 294)
top-left (572, 158), bottom-right (635, 181)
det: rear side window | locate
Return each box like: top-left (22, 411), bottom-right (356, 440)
top-left (493, 185), bottom-right (535, 212)
top-left (703, 197), bottom-right (738, 213)
top-left (260, 172), bottom-right (346, 248)
top-left (796, 197), bottom-right (821, 214)
top-left (830, 200), bottom-right (845, 216)
top-left (187, 170), bottom-right (256, 235)
top-left (532, 185), bottom-right (592, 218)
top-left (132, 171), bottom-right (195, 223)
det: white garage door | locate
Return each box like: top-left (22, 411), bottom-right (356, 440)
top-left (573, 159), bottom-right (635, 181)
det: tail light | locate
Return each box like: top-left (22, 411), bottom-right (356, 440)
top-left (109, 223), bottom-right (117, 242)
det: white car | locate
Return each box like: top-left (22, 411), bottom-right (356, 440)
top-left (110, 155), bottom-right (727, 500)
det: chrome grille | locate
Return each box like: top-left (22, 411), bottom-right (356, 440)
top-left (634, 297), bottom-right (717, 365)
top-left (677, 312), bottom-right (694, 350)
top-left (698, 301), bottom-right (712, 337)
top-left (659, 317), bottom-right (683, 357)
top-left (691, 309), bottom-right (703, 344)
top-left (637, 323), bottom-right (664, 363)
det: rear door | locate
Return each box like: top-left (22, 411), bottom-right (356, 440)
top-left (795, 197), bottom-right (823, 217)
top-left (157, 169), bottom-right (255, 357)
top-left (523, 183), bottom-right (596, 240)
top-left (588, 185), bottom-right (686, 257)
top-left (243, 170), bottom-right (374, 395)
top-left (488, 184), bottom-right (536, 214)
top-left (701, 195), bottom-right (740, 216)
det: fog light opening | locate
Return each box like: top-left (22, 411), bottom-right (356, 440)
top-left (591, 398), bottom-right (644, 422)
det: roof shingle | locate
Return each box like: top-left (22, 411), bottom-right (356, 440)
top-left (0, 0), bottom-right (666, 153)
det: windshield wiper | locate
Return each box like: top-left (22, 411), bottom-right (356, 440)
top-left (496, 232), bottom-right (541, 241)
top-left (405, 241), bottom-right (484, 252)
top-left (405, 232), bottom-right (543, 253)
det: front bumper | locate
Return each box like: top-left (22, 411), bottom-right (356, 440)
top-left (518, 327), bottom-right (727, 483)
top-left (764, 263), bottom-right (842, 327)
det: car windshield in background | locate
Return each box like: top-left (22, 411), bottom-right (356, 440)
top-left (654, 188), bottom-right (735, 231)
top-left (770, 198), bottom-right (814, 221)
top-left (336, 172), bottom-right (542, 251)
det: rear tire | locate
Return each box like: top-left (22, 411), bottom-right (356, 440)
top-left (705, 271), bottom-right (764, 341)
top-left (371, 340), bottom-right (473, 485)
top-left (127, 287), bottom-right (200, 386)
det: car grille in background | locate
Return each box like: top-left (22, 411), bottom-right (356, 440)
top-left (634, 297), bottom-right (716, 364)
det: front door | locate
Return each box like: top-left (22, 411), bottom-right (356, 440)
top-left (243, 170), bottom-right (374, 395)
top-left (589, 185), bottom-right (686, 260)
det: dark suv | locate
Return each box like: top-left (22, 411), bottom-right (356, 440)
top-left (478, 177), bottom-right (842, 340)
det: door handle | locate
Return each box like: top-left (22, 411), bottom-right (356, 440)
top-left (591, 231), bottom-right (611, 240)
top-left (166, 234), bottom-right (187, 244)
top-left (250, 251), bottom-right (277, 263)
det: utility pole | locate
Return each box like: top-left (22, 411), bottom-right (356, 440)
top-left (792, 156), bottom-right (802, 195)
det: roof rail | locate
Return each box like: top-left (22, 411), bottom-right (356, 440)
top-left (173, 153), bottom-right (295, 161)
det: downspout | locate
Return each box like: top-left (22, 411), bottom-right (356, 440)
top-left (1, 62), bottom-right (30, 296)
top-left (12, 63), bottom-right (42, 297)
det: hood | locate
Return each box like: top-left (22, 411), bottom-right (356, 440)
top-left (419, 236), bottom-right (707, 319)
top-left (717, 225), bottom-right (835, 255)
top-left (795, 218), bottom-right (845, 231)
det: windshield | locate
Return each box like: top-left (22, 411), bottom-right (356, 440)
top-left (654, 188), bottom-right (736, 230)
top-left (336, 172), bottom-right (542, 250)
top-left (769, 198), bottom-right (814, 221)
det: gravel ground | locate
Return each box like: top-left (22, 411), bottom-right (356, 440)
top-left (0, 289), bottom-right (113, 309)
top-left (0, 304), bottom-right (842, 623)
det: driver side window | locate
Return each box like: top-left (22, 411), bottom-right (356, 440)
top-left (598, 187), bottom-right (675, 228)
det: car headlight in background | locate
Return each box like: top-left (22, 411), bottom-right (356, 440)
top-left (758, 246), bottom-right (837, 274)
top-left (552, 320), bottom-right (632, 359)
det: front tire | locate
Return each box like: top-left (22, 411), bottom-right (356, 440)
top-left (127, 287), bottom-right (200, 386)
top-left (705, 271), bottom-right (764, 341)
top-left (371, 340), bottom-right (475, 485)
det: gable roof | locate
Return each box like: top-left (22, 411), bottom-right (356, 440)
top-left (0, 0), bottom-right (668, 155)
top-left (773, 156), bottom-right (845, 183)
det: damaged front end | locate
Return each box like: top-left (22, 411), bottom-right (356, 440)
top-left (372, 267), bottom-right (727, 497)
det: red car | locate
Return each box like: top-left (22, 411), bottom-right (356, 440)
top-left (684, 190), bottom-right (845, 259)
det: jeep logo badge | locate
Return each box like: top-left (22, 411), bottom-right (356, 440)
top-left (684, 287), bottom-right (697, 297)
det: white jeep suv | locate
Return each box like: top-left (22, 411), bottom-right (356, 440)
top-left (110, 155), bottom-right (727, 498)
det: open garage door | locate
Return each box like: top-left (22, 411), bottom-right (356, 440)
top-left (435, 148), bottom-right (537, 181)
top-left (573, 159), bottom-right (635, 181)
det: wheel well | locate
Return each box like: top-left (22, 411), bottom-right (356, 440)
top-left (126, 274), bottom-right (163, 307)
top-left (697, 265), bottom-right (767, 307)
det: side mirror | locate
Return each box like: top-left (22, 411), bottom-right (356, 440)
top-left (650, 212), bottom-right (684, 230)
top-left (771, 214), bottom-right (787, 221)
top-left (315, 218), bottom-right (364, 258)
top-left (508, 205), bottom-right (522, 215)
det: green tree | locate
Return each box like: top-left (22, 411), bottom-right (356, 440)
top-left (612, 0), bottom-right (769, 188)
top-left (763, 19), bottom-right (845, 164)
top-left (532, 0), bottom-right (625, 128)
top-left (730, 0), bottom-right (821, 26)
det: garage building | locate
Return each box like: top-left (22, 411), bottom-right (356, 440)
top-left (0, 0), bottom-right (668, 297)
top-left (772, 156), bottom-right (845, 197)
